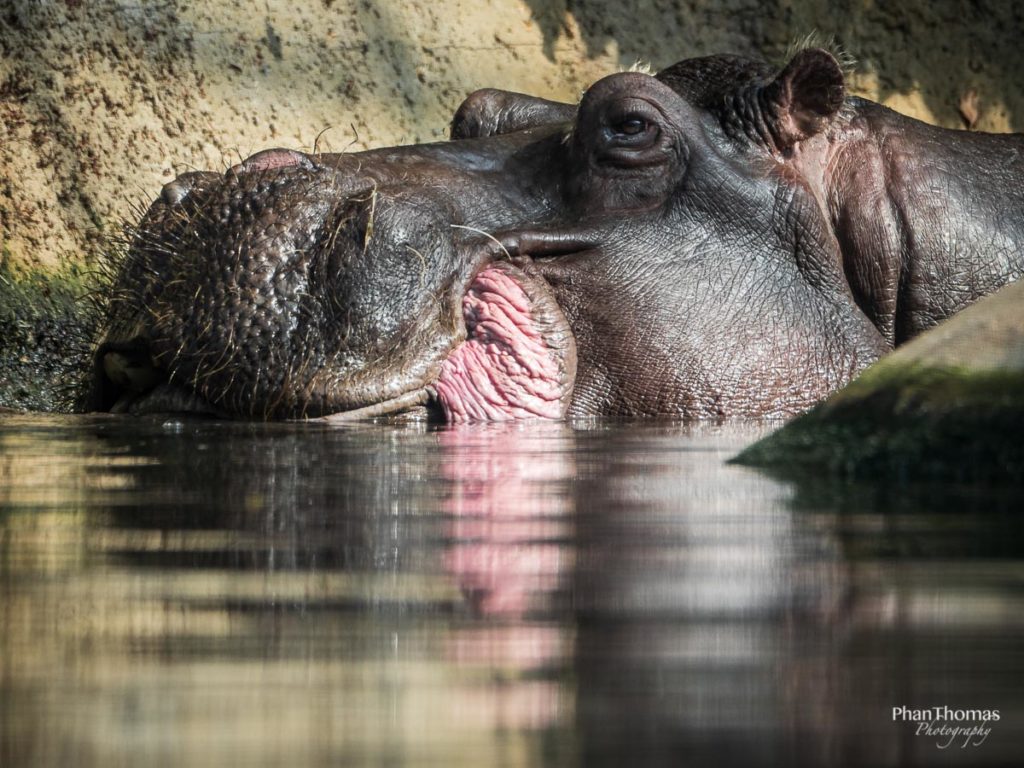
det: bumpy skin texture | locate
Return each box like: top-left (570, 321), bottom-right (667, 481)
top-left (97, 49), bottom-right (1024, 420)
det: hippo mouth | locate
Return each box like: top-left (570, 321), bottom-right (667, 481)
top-left (434, 261), bottom-right (576, 421)
top-left (317, 259), bottom-right (577, 423)
top-left (99, 257), bottom-right (577, 424)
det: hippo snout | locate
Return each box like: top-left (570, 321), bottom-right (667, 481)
top-left (95, 153), bottom-right (576, 422)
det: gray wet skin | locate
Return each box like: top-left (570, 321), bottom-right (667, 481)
top-left (96, 47), bottom-right (1024, 420)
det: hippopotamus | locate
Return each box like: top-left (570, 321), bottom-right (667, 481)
top-left (94, 47), bottom-right (1024, 422)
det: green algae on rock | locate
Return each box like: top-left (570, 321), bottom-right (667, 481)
top-left (735, 281), bottom-right (1024, 483)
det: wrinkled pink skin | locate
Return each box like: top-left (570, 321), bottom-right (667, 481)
top-left (435, 266), bottom-right (573, 423)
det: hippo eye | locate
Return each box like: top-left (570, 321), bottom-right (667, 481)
top-left (604, 112), bottom-right (660, 149)
top-left (615, 117), bottom-right (648, 136)
top-left (589, 98), bottom-right (667, 168)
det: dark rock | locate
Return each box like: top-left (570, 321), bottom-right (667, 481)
top-left (735, 281), bottom-right (1024, 483)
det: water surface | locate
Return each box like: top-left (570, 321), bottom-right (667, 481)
top-left (1, 414), bottom-right (1021, 767)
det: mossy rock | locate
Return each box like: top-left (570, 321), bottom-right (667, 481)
top-left (736, 281), bottom-right (1024, 483)
top-left (0, 253), bottom-right (97, 412)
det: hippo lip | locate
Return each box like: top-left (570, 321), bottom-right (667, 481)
top-left (314, 258), bottom-right (578, 424)
top-left (315, 387), bottom-right (434, 423)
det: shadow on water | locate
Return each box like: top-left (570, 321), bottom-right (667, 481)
top-left (1, 414), bottom-right (1022, 767)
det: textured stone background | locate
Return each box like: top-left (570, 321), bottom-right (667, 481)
top-left (1, 0), bottom-right (1022, 273)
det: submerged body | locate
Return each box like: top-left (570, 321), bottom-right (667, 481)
top-left (96, 48), bottom-right (1024, 422)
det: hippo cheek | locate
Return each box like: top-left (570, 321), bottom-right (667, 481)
top-left (238, 255), bottom-right (575, 424)
top-left (302, 206), bottom-right (577, 423)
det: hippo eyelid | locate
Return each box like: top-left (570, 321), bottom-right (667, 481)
top-left (605, 118), bottom-right (659, 148)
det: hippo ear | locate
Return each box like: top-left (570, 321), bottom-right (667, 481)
top-left (763, 48), bottom-right (845, 149)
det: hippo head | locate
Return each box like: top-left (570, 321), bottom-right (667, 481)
top-left (96, 48), bottom-right (890, 421)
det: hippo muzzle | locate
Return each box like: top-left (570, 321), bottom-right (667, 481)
top-left (96, 149), bottom-right (576, 422)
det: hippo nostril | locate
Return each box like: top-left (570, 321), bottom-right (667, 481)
top-left (102, 349), bottom-right (160, 394)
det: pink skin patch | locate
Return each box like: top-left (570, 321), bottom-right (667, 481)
top-left (434, 265), bottom-right (571, 422)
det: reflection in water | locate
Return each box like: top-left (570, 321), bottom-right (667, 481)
top-left (441, 423), bottom-right (574, 617)
top-left (0, 415), bottom-right (1021, 767)
top-left (440, 425), bottom-right (575, 735)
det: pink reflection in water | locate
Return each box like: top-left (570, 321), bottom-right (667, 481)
top-left (439, 425), bottom-right (576, 733)
top-left (440, 424), bottom-right (574, 618)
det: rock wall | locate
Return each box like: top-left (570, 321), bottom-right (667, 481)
top-left (1, 0), bottom-right (1022, 273)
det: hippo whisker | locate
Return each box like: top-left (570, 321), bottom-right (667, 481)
top-left (312, 125), bottom-right (335, 157)
top-left (449, 224), bottom-right (512, 261)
